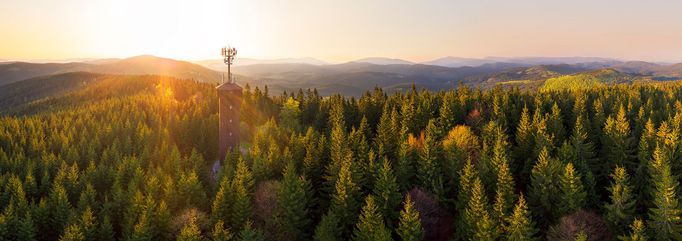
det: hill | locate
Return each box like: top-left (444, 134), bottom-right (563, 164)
top-left (0, 55), bottom-right (221, 86)
top-left (541, 68), bottom-right (641, 91)
top-left (351, 57), bottom-right (415, 65)
top-left (231, 62), bottom-right (525, 96)
top-left (0, 72), bottom-right (105, 111)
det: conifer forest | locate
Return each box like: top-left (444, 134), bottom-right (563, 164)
top-left (4, 75), bottom-right (682, 241)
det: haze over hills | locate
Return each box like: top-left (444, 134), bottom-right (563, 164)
top-left (2, 54), bottom-right (682, 108)
top-left (351, 57), bottom-right (415, 65)
top-left (0, 55), bottom-right (222, 86)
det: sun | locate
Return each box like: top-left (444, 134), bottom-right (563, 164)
top-left (80, 0), bottom-right (263, 60)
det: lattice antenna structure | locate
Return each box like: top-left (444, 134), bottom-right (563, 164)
top-left (221, 46), bottom-right (237, 84)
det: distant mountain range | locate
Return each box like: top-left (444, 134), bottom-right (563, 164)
top-left (2, 54), bottom-right (682, 109)
top-left (0, 55), bottom-right (221, 86)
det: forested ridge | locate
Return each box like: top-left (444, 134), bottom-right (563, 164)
top-left (2, 75), bottom-right (682, 240)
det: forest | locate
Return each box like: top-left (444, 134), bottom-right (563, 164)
top-left (2, 75), bottom-right (682, 241)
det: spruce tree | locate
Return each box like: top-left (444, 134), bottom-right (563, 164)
top-left (558, 162), bottom-right (586, 217)
top-left (47, 184), bottom-right (72, 241)
top-left (602, 105), bottom-right (635, 175)
top-left (397, 194), bottom-right (423, 241)
top-left (493, 150), bottom-right (516, 225)
top-left (417, 120), bottom-right (444, 200)
top-left (375, 106), bottom-right (399, 160)
top-left (605, 166), bottom-right (636, 236)
top-left (373, 159), bottom-right (400, 228)
top-left (313, 212), bottom-right (342, 241)
top-left (505, 194), bottom-right (538, 241)
top-left (59, 224), bottom-right (84, 241)
top-left (211, 220), bottom-right (233, 241)
top-left (619, 218), bottom-right (647, 241)
top-left (514, 105), bottom-right (535, 179)
top-left (647, 145), bottom-right (682, 240)
top-left (330, 152), bottom-right (361, 239)
top-left (528, 148), bottom-right (561, 228)
top-left (237, 222), bottom-right (265, 241)
top-left (352, 195), bottom-right (392, 241)
top-left (570, 114), bottom-right (597, 198)
top-left (277, 161), bottom-right (312, 241)
top-left (547, 102), bottom-right (566, 146)
top-left (177, 213), bottom-right (202, 241)
top-left (464, 178), bottom-right (497, 240)
top-left (97, 216), bottom-right (115, 241)
top-left (231, 158), bottom-right (254, 231)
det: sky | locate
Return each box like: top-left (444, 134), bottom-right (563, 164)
top-left (2, 0), bottom-right (682, 63)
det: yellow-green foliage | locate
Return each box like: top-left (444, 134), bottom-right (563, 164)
top-left (541, 69), bottom-right (635, 91)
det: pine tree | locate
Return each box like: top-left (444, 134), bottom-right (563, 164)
top-left (505, 194), bottom-right (538, 241)
top-left (397, 194), bottom-right (423, 241)
top-left (647, 145), bottom-right (682, 240)
top-left (212, 177), bottom-right (234, 226)
top-left (558, 162), bottom-right (586, 217)
top-left (129, 211), bottom-right (152, 241)
top-left (569, 114), bottom-right (598, 207)
top-left (373, 159), bottom-right (400, 228)
top-left (492, 150), bottom-right (515, 226)
top-left (605, 166), bottom-right (636, 236)
top-left (602, 105), bottom-right (635, 175)
top-left (97, 216), bottom-right (115, 241)
top-left (0, 202), bottom-right (36, 241)
top-left (277, 161), bottom-right (312, 241)
top-left (47, 184), bottom-right (72, 241)
top-left (352, 195), bottom-right (392, 241)
top-left (457, 158), bottom-right (478, 212)
top-left (547, 103), bottom-right (566, 146)
top-left (59, 224), bottom-right (84, 241)
top-left (78, 206), bottom-right (96, 241)
top-left (375, 106), bottom-right (399, 160)
top-left (395, 124), bottom-right (418, 191)
top-left (330, 152), bottom-right (361, 239)
top-left (313, 212), bottom-right (341, 241)
top-left (212, 220), bottom-right (233, 241)
top-left (528, 148), bottom-right (562, 228)
top-left (532, 107), bottom-right (554, 160)
top-left (327, 100), bottom-right (348, 191)
top-left (231, 158), bottom-right (254, 231)
top-left (619, 218), bottom-right (647, 241)
top-left (514, 105), bottom-right (534, 178)
top-left (417, 120), bottom-right (444, 200)
top-left (177, 212), bottom-right (202, 241)
top-left (464, 178), bottom-right (497, 240)
top-left (438, 92), bottom-right (456, 134)
top-left (237, 221), bottom-right (265, 241)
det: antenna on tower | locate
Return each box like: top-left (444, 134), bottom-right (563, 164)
top-left (221, 46), bottom-right (237, 84)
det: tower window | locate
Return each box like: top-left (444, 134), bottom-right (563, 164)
top-left (229, 105), bottom-right (233, 110)
top-left (229, 132), bottom-right (232, 136)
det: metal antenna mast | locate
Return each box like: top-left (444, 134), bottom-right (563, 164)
top-left (221, 46), bottom-right (237, 84)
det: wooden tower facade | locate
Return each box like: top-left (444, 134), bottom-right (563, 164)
top-left (217, 82), bottom-right (242, 162)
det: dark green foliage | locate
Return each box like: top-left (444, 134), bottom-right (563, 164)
top-left (4, 74), bottom-right (682, 241)
top-left (352, 195), bottom-right (392, 241)
top-left (605, 166), bottom-right (636, 236)
top-left (528, 148), bottom-right (562, 228)
top-left (558, 162), bottom-right (587, 217)
top-left (237, 222), bottom-right (265, 241)
top-left (397, 194), bottom-right (423, 241)
top-left (647, 145), bottom-right (682, 240)
top-left (464, 178), bottom-right (496, 241)
top-left (277, 161), bottom-right (312, 241)
top-left (505, 195), bottom-right (538, 241)
top-left (372, 159), bottom-right (400, 228)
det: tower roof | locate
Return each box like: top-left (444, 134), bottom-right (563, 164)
top-left (216, 82), bottom-right (243, 91)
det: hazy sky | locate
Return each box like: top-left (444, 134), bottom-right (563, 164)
top-left (2, 0), bottom-right (682, 62)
